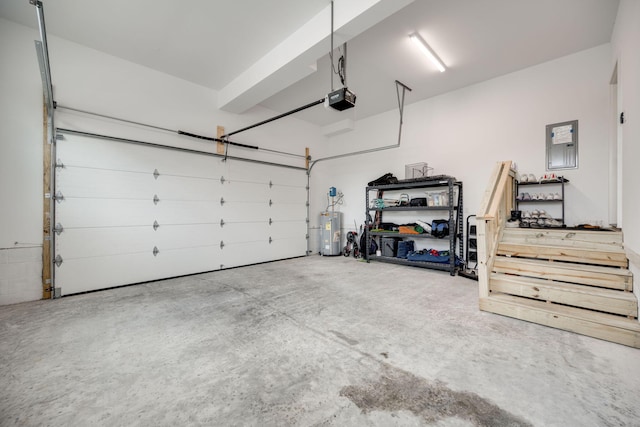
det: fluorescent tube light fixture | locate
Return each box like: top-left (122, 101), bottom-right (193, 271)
top-left (410, 32), bottom-right (446, 72)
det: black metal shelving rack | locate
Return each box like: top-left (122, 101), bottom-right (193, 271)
top-left (365, 176), bottom-right (463, 276)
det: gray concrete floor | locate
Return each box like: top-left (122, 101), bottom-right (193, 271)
top-left (1, 256), bottom-right (639, 426)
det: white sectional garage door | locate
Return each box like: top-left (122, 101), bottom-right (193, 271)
top-left (54, 132), bottom-right (307, 295)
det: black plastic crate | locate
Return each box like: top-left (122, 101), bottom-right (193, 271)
top-left (381, 237), bottom-right (401, 257)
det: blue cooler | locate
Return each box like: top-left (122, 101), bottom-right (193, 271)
top-left (397, 240), bottom-right (415, 258)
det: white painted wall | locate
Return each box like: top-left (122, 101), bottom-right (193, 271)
top-left (309, 45), bottom-right (613, 253)
top-left (0, 19), bottom-right (45, 304)
top-left (611, 0), bottom-right (640, 299)
top-left (0, 247), bottom-right (42, 305)
top-left (0, 14), bottom-right (629, 305)
top-left (0, 18), bottom-right (323, 305)
top-left (0, 19), bottom-right (44, 250)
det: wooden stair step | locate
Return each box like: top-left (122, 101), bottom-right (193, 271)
top-left (501, 228), bottom-right (624, 250)
top-left (493, 256), bottom-right (632, 291)
top-left (490, 273), bottom-right (638, 317)
top-left (497, 242), bottom-right (628, 267)
top-left (480, 293), bottom-right (640, 348)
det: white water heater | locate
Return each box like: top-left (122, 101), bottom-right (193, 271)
top-left (319, 212), bottom-right (341, 256)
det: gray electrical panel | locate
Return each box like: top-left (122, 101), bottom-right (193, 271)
top-left (319, 212), bottom-right (341, 256)
top-left (546, 120), bottom-right (578, 170)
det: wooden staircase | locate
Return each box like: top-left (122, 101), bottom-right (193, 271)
top-left (476, 161), bottom-right (640, 348)
top-left (480, 228), bottom-right (640, 348)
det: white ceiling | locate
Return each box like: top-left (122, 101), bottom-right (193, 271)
top-left (0, 0), bottom-right (620, 129)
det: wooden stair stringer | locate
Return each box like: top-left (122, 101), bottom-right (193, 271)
top-left (501, 228), bottom-right (624, 250)
top-left (480, 294), bottom-right (640, 348)
top-left (482, 229), bottom-right (638, 348)
top-left (497, 242), bottom-right (628, 267)
top-left (490, 272), bottom-right (638, 317)
top-left (493, 256), bottom-right (632, 291)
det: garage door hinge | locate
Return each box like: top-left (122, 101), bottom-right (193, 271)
top-left (269, 199), bottom-right (273, 207)
top-left (306, 218), bottom-right (309, 223)
top-left (220, 197), bottom-right (225, 206)
top-left (54, 191), bottom-right (64, 203)
top-left (153, 246), bottom-right (159, 256)
top-left (55, 134), bottom-right (64, 141)
top-left (269, 218), bottom-right (272, 225)
top-left (53, 223), bottom-right (64, 235)
top-left (54, 255), bottom-right (63, 267)
top-left (220, 219), bottom-right (225, 228)
top-left (305, 234), bottom-right (309, 239)
top-left (220, 241), bottom-right (225, 249)
top-left (153, 169), bottom-right (160, 179)
top-left (306, 201), bottom-right (309, 207)
top-left (153, 220), bottom-right (159, 230)
top-left (153, 194), bottom-right (160, 205)
top-left (220, 176), bottom-right (225, 184)
top-left (269, 237), bottom-right (273, 244)
top-left (269, 180), bottom-right (273, 188)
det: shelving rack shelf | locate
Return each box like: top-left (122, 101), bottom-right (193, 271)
top-left (365, 176), bottom-right (463, 276)
top-left (466, 215), bottom-right (477, 265)
top-left (515, 177), bottom-right (569, 227)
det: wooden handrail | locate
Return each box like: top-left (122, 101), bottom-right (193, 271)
top-left (478, 161), bottom-right (513, 220)
top-left (477, 161), bottom-right (515, 299)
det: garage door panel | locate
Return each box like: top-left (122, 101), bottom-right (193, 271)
top-left (222, 180), bottom-right (270, 195)
top-left (220, 241), bottom-right (272, 269)
top-left (269, 185), bottom-right (307, 204)
top-left (57, 227), bottom-right (155, 259)
top-left (221, 223), bottom-right (270, 243)
top-left (220, 204), bottom-right (272, 223)
top-left (155, 176), bottom-right (222, 201)
top-left (221, 181), bottom-right (306, 204)
top-left (58, 135), bottom-right (165, 173)
top-left (57, 224), bottom-right (222, 259)
top-left (56, 247), bottom-right (221, 295)
top-left (226, 161), bottom-right (303, 182)
top-left (57, 167), bottom-right (222, 203)
top-left (154, 200), bottom-right (220, 224)
top-left (54, 132), bottom-right (308, 295)
top-left (219, 196), bottom-right (271, 207)
top-left (58, 134), bottom-right (222, 179)
top-left (269, 221), bottom-right (307, 237)
top-left (58, 200), bottom-right (222, 228)
top-left (58, 199), bottom-right (156, 228)
top-left (271, 199), bottom-right (307, 212)
top-left (220, 238), bottom-right (305, 268)
top-left (155, 224), bottom-right (220, 249)
top-left (270, 238), bottom-right (307, 259)
top-left (223, 161), bottom-right (268, 180)
top-left (57, 166), bottom-right (156, 199)
top-left (55, 253), bottom-right (158, 295)
top-left (270, 204), bottom-right (307, 222)
top-left (223, 229), bottom-right (307, 265)
top-left (156, 156), bottom-right (225, 179)
top-left (152, 246), bottom-right (221, 276)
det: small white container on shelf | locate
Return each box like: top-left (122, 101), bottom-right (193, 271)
top-left (405, 162), bottom-right (432, 179)
top-left (426, 191), bottom-right (448, 207)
